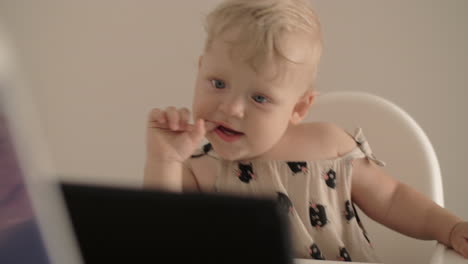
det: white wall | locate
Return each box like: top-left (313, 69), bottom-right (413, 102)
top-left (0, 0), bottom-right (466, 220)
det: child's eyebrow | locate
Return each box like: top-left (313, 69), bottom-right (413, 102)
top-left (202, 68), bottom-right (227, 79)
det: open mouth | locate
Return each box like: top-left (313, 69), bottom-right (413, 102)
top-left (218, 125), bottom-right (243, 135)
top-left (215, 125), bottom-right (244, 142)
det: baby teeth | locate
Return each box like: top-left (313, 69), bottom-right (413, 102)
top-left (219, 126), bottom-right (237, 135)
top-left (224, 130), bottom-right (236, 135)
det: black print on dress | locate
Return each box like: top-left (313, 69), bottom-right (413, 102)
top-left (338, 247), bottom-right (352, 262)
top-left (236, 163), bottom-right (255, 183)
top-left (309, 243), bottom-right (325, 260)
top-left (276, 192), bottom-right (293, 215)
top-left (309, 203), bottom-right (328, 228)
top-left (286, 162), bottom-right (308, 174)
top-left (323, 169), bottom-right (336, 189)
top-left (363, 231), bottom-right (371, 245)
top-left (344, 200), bottom-right (355, 222)
top-left (190, 143), bottom-right (212, 158)
top-left (351, 203), bottom-right (372, 245)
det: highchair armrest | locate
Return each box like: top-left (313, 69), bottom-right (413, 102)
top-left (430, 243), bottom-right (468, 264)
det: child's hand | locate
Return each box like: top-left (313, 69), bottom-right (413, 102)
top-left (449, 221), bottom-right (468, 258)
top-left (146, 107), bottom-right (211, 163)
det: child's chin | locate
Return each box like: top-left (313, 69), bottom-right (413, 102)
top-left (208, 141), bottom-right (244, 161)
top-left (215, 148), bottom-right (242, 161)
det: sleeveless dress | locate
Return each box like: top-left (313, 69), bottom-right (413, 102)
top-left (190, 128), bottom-right (385, 262)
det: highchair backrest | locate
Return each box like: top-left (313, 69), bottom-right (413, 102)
top-left (305, 91), bottom-right (444, 264)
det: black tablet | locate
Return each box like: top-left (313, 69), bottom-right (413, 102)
top-left (61, 183), bottom-right (293, 264)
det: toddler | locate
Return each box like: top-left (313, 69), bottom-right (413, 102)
top-left (144, 0), bottom-right (468, 262)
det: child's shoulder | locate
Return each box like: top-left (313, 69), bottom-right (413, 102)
top-left (283, 121), bottom-right (358, 161)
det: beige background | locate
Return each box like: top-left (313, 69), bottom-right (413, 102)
top-left (0, 0), bottom-right (466, 221)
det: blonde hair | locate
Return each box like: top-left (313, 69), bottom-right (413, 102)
top-left (204, 0), bottom-right (323, 87)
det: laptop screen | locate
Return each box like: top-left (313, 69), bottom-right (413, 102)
top-left (0, 24), bottom-right (83, 264)
top-left (0, 104), bottom-right (50, 263)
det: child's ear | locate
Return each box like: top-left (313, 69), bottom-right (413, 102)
top-left (290, 90), bottom-right (316, 125)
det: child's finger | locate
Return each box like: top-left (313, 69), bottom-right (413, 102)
top-left (204, 121), bottom-right (217, 131)
top-left (165, 107), bottom-right (180, 131)
top-left (459, 243), bottom-right (468, 259)
top-left (148, 108), bottom-right (169, 129)
top-left (462, 237), bottom-right (468, 258)
top-left (453, 235), bottom-right (468, 259)
top-left (149, 108), bottom-right (165, 123)
top-left (189, 119), bottom-right (206, 143)
top-left (179, 108), bottom-right (191, 130)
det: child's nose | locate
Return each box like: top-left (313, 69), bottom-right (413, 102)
top-left (218, 95), bottom-right (245, 119)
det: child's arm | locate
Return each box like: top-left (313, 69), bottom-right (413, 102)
top-left (144, 160), bottom-right (197, 192)
top-left (343, 136), bottom-right (468, 258)
top-left (143, 107), bottom-right (206, 192)
top-left (351, 158), bottom-right (460, 243)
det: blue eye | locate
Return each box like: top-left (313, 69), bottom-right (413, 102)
top-left (211, 79), bottom-right (226, 89)
top-left (252, 95), bottom-right (268, 104)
